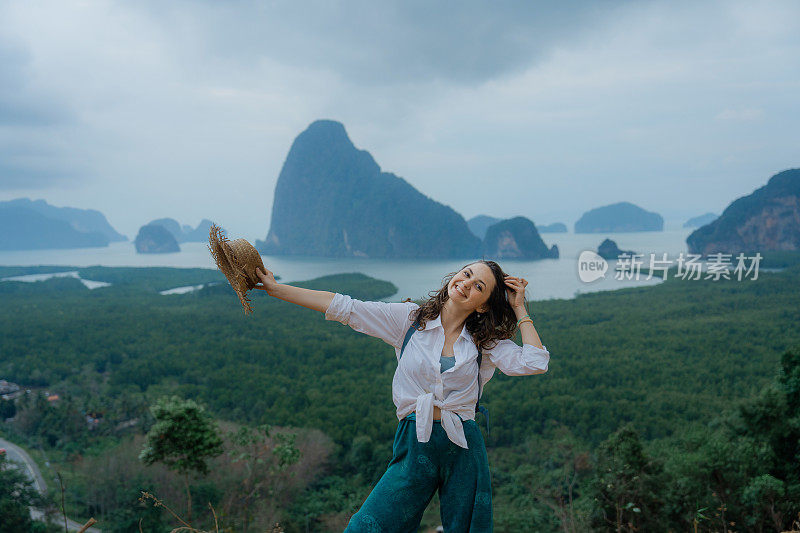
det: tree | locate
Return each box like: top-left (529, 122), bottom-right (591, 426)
top-left (139, 396), bottom-right (223, 523)
top-left (730, 344), bottom-right (800, 530)
top-left (0, 398), bottom-right (15, 420)
top-left (590, 424), bottom-right (665, 532)
top-left (775, 344), bottom-right (800, 500)
top-left (0, 452), bottom-right (43, 533)
top-left (223, 424), bottom-right (300, 531)
top-left (525, 424), bottom-right (593, 533)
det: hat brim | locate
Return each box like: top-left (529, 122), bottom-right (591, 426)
top-left (208, 224), bottom-right (255, 314)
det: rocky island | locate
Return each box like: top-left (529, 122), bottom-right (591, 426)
top-left (597, 238), bottom-right (635, 260)
top-left (575, 202), bottom-right (663, 233)
top-left (1, 198), bottom-right (126, 242)
top-left (0, 198), bottom-right (124, 250)
top-left (481, 217), bottom-right (559, 259)
top-left (134, 224), bottom-right (180, 254)
top-left (258, 120), bottom-right (480, 258)
top-left (0, 205), bottom-right (108, 250)
top-left (538, 222), bottom-right (567, 233)
top-left (147, 218), bottom-right (214, 243)
top-left (467, 215), bottom-right (503, 240)
top-left (683, 212), bottom-right (718, 228)
top-left (687, 168), bottom-right (800, 255)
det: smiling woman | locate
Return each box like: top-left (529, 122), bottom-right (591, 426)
top-left (254, 259), bottom-right (549, 532)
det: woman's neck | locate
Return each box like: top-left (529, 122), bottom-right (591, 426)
top-left (440, 300), bottom-right (470, 336)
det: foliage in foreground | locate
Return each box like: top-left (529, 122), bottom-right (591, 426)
top-left (2, 263), bottom-right (800, 530)
top-left (0, 453), bottom-right (45, 533)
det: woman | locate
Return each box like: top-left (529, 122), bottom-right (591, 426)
top-left (255, 260), bottom-right (549, 532)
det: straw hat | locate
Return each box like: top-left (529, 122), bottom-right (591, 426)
top-left (208, 223), bottom-right (266, 314)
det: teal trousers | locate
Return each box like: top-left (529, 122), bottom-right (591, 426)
top-left (345, 414), bottom-right (493, 533)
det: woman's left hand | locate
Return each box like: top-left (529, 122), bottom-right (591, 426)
top-left (504, 275), bottom-right (529, 311)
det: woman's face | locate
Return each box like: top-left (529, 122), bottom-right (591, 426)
top-left (447, 262), bottom-right (497, 313)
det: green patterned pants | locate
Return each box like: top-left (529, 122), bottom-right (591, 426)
top-left (344, 414), bottom-right (493, 532)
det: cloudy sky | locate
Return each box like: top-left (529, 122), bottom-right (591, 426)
top-left (1, 0), bottom-right (798, 240)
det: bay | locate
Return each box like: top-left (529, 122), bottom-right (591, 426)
top-left (0, 228), bottom-right (696, 301)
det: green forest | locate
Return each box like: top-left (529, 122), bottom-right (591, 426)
top-left (1, 258), bottom-right (799, 532)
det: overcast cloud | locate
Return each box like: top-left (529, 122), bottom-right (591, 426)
top-left (0, 0), bottom-right (798, 240)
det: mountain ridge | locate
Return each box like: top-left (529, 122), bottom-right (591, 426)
top-left (687, 169), bottom-right (800, 255)
top-left (1, 198), bottom-right (126, 242)
top-left (257, 120), bottom-right (481, 258)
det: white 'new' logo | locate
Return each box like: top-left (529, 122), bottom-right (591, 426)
top-left (577, 251), bottom-right (608, 283)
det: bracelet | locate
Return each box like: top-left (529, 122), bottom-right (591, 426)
top-left (516, 315), bottom-right (533, 327)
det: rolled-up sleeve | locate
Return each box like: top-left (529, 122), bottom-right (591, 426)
top-left (325, 293), bottom-right (419, 349)
top-left (485, 339), bottom-right (550, 376)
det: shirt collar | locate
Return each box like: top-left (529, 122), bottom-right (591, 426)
top-left (423, 315), bottom-right (441, 330)
top-left (425, 314), bottom-right (472, 341)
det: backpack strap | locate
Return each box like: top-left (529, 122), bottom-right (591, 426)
top-left (400, 317), bottom-right (420, 359)
top-left (475, 345), bottom-right (490, 436)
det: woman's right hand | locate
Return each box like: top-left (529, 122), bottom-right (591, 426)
top-left (255, 267), bottom-right (279, 295)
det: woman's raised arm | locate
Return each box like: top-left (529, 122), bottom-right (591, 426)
top-left (254, 267), bottom-right (335, 313)
top-left (256, 266), bottom-right (418, 349)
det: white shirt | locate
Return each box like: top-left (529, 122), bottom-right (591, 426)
top-left (325, 293), bottom-right (550, 449)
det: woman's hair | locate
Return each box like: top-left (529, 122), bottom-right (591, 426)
top-left (412, 260), bottom-right (522, 350)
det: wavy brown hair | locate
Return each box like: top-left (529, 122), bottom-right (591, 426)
top-left (411, 260), bottom-right (522, 351)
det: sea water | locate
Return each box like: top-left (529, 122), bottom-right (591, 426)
top-left (0, 228), bottom-right (696, 301)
